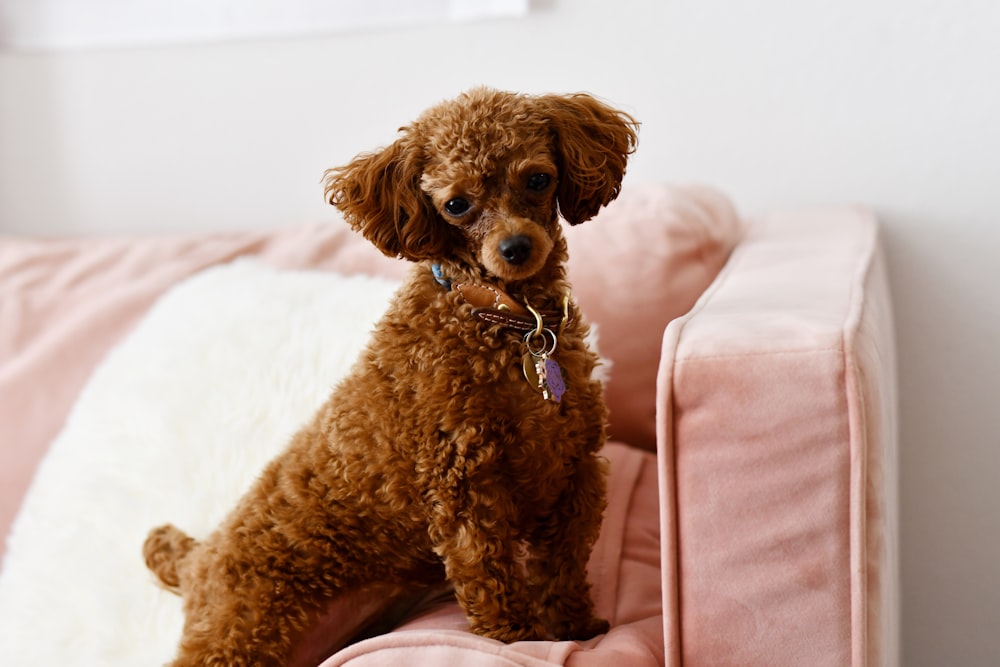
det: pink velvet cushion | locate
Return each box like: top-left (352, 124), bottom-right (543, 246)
top-left (567, 184), bottom-right (742, 451)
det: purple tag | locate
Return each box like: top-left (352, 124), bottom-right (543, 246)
top-left (544, 358), bottom-right (566, 402)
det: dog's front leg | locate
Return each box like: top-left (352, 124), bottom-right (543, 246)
top-left (528, 452), bottom-right (610, 640)
top-left (426, 482), bottom-right (545, 643)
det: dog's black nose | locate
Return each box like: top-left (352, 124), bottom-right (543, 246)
top-left (499, 235), bottom-right (532, 265)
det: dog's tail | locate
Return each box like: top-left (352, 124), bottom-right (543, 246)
top-left (143, 523), bottom-right (197, 594)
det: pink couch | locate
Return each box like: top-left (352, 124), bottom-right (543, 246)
top-left (0, 184), bottom-right (898, 665)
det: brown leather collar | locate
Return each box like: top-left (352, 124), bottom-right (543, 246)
top-left (456, 282), bottom-right (570, 333)
top-left (433, 266), bottom-right (571, 333)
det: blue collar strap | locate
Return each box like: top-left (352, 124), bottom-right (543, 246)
top-left (431, 263), bottom-right (452, 291)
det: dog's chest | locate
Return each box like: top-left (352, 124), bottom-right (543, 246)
top-left (427, 324), bottom-right (587, 407)
top-left (371, 293), bottom-right (602, 441)
top-left (354, 307), bottom-right (603, 515)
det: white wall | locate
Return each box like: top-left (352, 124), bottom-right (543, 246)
top-left (1, 1), bottom-right (998, 664)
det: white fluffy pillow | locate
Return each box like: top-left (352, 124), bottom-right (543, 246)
top-left (0, 261), bottom-right (400, 665)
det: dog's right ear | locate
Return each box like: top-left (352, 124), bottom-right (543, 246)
top-left (324, 135), bottom-right (455, 261)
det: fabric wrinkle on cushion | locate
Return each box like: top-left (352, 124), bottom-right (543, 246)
top-left (322, 619), bottom-right (665, 667)
top-left (0, 260), bottom-right (664, 667)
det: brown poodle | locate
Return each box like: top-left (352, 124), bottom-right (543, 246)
top-left (143, 87), bottom-right (638, 666)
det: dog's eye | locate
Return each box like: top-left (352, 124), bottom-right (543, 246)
top-left (444, 198), bottom-right (472, 217)
top-left (526, 173), bottom-right (552, 191)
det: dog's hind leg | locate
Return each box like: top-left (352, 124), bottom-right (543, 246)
top-left (161, 533), bottom-right (333, 667)
top-left (143, 524), bottom-right (315, 666)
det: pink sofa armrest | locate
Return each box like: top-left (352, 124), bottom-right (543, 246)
top-left (656, 208), bottom-right (899, 666)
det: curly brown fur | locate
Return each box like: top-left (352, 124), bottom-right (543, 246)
top-left (144, 87), bottom-right (638, 666)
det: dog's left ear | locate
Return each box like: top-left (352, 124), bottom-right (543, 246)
top-left (539, 94), bottom-right (639, 225)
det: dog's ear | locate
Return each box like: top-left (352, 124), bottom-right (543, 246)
top-left (324, 134), bottom-right (455, 261)
top-left (540, 94), bottom-right (639, 225)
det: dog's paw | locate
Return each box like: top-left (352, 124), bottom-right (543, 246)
top-left (476, 620), bottom-right (547, 643)
top-left (554, 616), bottom-right (610, 640)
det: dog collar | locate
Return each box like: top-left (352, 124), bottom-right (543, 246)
top-left (430, 263), bottom-right (571, 334)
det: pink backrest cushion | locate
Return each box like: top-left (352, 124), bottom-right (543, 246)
top-left (567, 183), bottom-right (743, 450)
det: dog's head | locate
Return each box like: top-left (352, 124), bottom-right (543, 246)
top-left (324, 88), bottom-right (638, 282)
